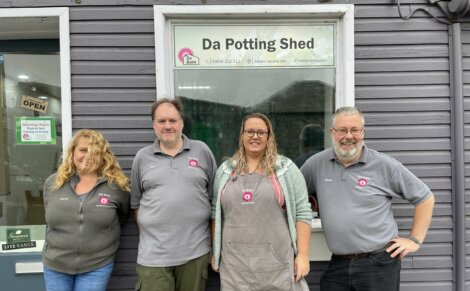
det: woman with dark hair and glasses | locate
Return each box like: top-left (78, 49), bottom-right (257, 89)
top-left (211, 113), bottom-right (312, 290)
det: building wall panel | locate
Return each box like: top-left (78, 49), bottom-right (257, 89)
top-left (0, 1), bottom-right (454, 290)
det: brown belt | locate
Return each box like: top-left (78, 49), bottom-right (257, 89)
top-left (332, 243), bottom-right (392, 260)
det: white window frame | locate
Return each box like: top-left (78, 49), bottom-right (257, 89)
top-left (154, 4), bottom-right (355, 108)
top-left (0, 7), bottom-right (71, 149)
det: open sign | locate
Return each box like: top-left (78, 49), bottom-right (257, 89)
top-left (21, 95), bottom-right (48, 113)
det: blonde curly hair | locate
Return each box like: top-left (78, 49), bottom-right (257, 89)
top-left (230, 113), bottom-right (278, 175)
top-left (53, 129), bottom-right (130, 192)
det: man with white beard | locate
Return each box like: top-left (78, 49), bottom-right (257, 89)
top-left (300, 107), bottom-right (435, 291)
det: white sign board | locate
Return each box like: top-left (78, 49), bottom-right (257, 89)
top-left (173, 24), bottom-right (335, 68)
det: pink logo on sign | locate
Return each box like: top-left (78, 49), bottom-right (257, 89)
top-left (189, 159), bottom-right (198, 167)
top-left (358, 178), bottom-right (368, 187)
top-left (243, 191), bottom-right (253, 202)
top-left (178, 48), bottom-right (194, 64)
top-left (99, 196), bottom-right (109, 205)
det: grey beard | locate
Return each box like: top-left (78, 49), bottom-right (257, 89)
top-left (332, 139), bottom-right (364, 160)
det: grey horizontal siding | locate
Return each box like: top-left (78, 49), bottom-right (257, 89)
top-left (72, 89), bottom-right (156, 101)
top-left (72, 61), bottom-right (155, 74)
top-left (359, 98), bottom-right (450, 111)
top-left (364, 112), bottom-right (449, 125)
top-left (71, 21), bottom-right (154, 33)
top-left (357, 85), bottom-right (449, 98)
top-left (73, 116), bottom-right (152, 128)
top-left (66, 5), bottom-right (158, 290)
top-left (365, 125), bottom-right (450, 138)
top-left (70, 6), bottom-right (153, 20)
top-left (356, 58), bottom-right (449, 72)
top-left (4, 1), bottom-right (448, 290)
top-left (354, 1), bottom-right (451, 290)
top-left (71, 48), bottom-right (155, 60)
top-left (463, 14), bottom-right (470, 286)
top-left (356, 44), bottom-right (449, 58)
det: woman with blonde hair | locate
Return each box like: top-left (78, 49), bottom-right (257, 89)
top-left (211, 113), bottom-right (312, 290)
top-left (42, 129), bottom-right (130, 291)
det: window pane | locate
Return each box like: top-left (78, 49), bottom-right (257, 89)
top-left (175, 68), bottom-right (334, 167)
top-left (0, 53), bottom-right (61, 252)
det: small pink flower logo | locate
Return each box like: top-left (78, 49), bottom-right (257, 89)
top-left (178, 48), bottom-right (194, 63)
top-left (99, 196), bottom-right (109, 205)
top-left (243, 191), bottom-right (253, 202)
top-left (189, 159), bottom-right (198, 167)
top-left (358, 178), bottom-right (368, 187)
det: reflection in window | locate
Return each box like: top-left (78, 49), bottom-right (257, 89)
top-left (175, 69), bottom-right (335, 167)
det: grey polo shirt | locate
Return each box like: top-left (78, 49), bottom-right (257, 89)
top-left (300, 145), bottom-right (431, 255)
top-left (131, 135), bottom-right (216, 267)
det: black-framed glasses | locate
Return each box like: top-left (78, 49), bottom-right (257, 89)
top-left (244, 129), bottom-right (269, 138)
top-left (332, 127), bottom-right (364, 136)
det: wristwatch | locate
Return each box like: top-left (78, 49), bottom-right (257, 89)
top-left (408, 235), bottom-right (423, 246)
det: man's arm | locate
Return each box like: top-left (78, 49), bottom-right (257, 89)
top-left (387, 193), bottom-right (435, 258)
top-left (134, 209), bottom-right (139, 229)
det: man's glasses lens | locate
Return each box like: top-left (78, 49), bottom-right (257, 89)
top-left (334, 128), bottom-right (363, 136)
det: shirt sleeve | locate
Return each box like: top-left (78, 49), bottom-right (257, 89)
top-left (300, 159), bottom-right (317, 197)
top-left (390, 162), bottom-right (432, 205)
top-left (204, 144), bottom-right (217, 201)
top-left (130, 151), bottom-right (143, 209)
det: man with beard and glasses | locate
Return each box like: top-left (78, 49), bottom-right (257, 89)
top-left (300, 106), bottom-right (434, 291)
top-left (131, 98), bottom-right (217, 291)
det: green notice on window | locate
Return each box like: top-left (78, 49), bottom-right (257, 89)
top-left (16, 117), bottom-right (56, 145)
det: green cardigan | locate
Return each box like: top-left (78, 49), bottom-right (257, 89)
top-left (211, 155), bottom-right (312, 269)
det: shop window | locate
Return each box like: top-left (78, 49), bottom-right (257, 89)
top-left (155, 5), bottom-right (354, 166)
top-left (0, 8), bottom-right (70, 254)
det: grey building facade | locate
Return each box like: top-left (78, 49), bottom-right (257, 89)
top-left (0, 0), bottom-right (469, 290)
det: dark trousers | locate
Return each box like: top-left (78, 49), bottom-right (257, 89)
top-left (320, 251), bottom-right (401, 291)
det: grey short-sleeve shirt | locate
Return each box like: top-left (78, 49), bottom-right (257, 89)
top-left (131, 135), bottom-right (216, 267)
top-left (300, 145), bottom-right (431, 255)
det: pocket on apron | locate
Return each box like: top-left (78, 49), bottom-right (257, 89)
top-left (221, 241), bottom-right (292, 290)
top-left (222, 242), bottom-right (288, 271)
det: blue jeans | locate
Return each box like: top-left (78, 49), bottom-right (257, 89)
top-left (43, 261), bottom-right (114, 291)
top-left (320, 251), bottom-right (401, 291)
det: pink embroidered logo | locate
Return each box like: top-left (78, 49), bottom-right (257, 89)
top-left (358, 178), bottom-right (368, 187)
top-left (242, 191), bottom-right (253, 202)
top-left (189, 159), bottom-right (198, 167)
top-left (99, 196), bottom-right (109, 205)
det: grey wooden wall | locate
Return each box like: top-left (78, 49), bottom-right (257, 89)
top-left (354, 2), bottom-right (453, 291)
top-left (462, 22), bottom-right (470, 291)
top-left (69, 5), bottom-right (156, 291)
top-left (0, 0), bottom-right (456, 290)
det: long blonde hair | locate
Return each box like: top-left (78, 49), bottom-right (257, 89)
top-left (54, 129), bottom-right (130, 191)
top-left (230, 113), bottom-right (278, 175)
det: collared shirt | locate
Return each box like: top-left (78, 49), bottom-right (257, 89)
top-left (131, 135), bottom-right (217, 267)
top-left (301, 145), bottom-right (432, 254)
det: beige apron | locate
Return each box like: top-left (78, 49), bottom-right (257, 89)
top-left (220, 172), bottom-right (308, 291)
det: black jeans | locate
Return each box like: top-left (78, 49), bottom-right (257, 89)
top-left (320, 251), bottom-right (401, 291)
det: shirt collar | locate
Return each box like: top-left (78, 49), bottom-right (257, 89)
top-left (69, 174), bottom-right (107, 188)
top-left (152, 134), bottom-right (190, 154)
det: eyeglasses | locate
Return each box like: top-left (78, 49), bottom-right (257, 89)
top-left (244, 129), bottom-right (269, 138)
top-left (332, 127), bottom-right (364, 136)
